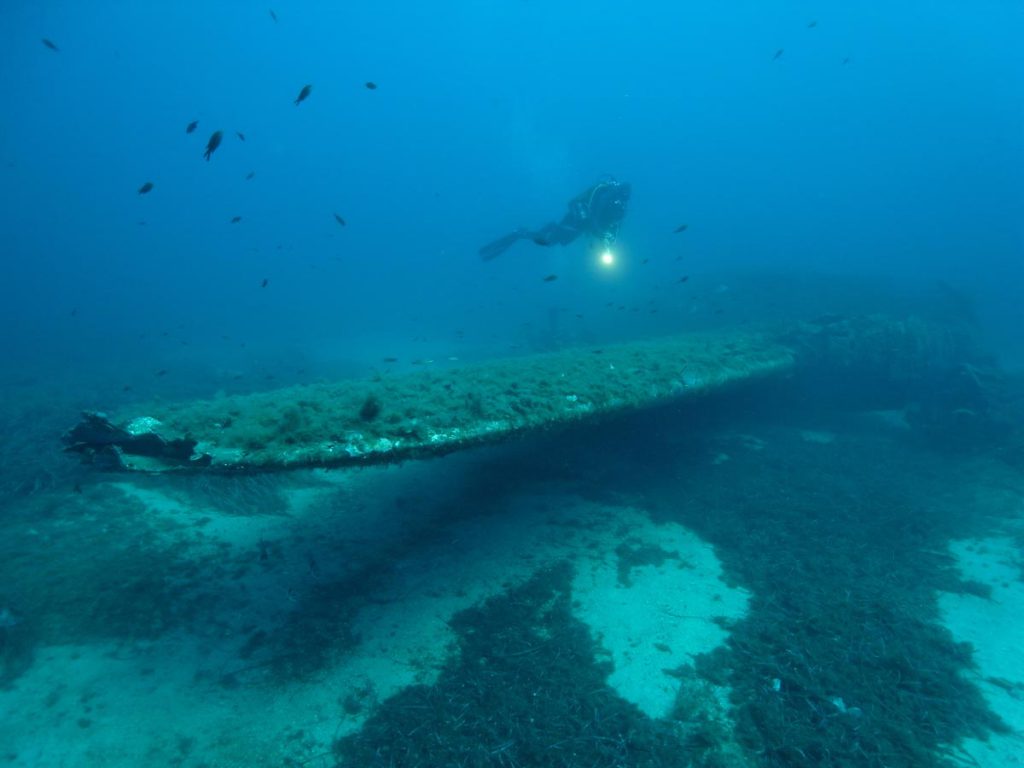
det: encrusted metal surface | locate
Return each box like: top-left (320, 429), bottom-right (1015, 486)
top-left (62, 315), bottom-right (969, 473)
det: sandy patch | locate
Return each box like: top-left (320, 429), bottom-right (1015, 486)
top-left (939, 536), bottom-right (1024, 765)
top-left (0, 468), bottom-right (748, 767)
top-left (799, 429), bottom-right (835, 444)
top-left (572, 519), bottom-right (748, 718)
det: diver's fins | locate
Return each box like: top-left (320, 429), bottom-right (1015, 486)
top-left (479, 229), bottom-right (527, 261)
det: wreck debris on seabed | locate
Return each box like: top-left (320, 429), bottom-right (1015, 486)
top-left (62, 314), bottom-right (978, 474)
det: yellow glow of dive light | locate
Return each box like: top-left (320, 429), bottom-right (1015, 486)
top-left (599, 249), bottom-right (615, 267)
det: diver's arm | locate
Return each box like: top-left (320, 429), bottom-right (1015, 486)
top-left (586, 183), bottom-right (628, 241)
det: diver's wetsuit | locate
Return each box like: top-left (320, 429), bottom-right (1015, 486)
top-left (479, 178), bottom-right (631, 261)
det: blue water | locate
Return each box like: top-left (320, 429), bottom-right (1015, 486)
top-left (2, 2), bottom-right (1022, 381)
top-left (1, 3), bottom-right (1023, 767)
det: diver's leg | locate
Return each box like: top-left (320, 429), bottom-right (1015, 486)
top-left (480, 222), bottom-right (581, 259)
top-left (479, 229), bottom-right (529, 261)
top-left (530, 222), bottom-right (580, 246)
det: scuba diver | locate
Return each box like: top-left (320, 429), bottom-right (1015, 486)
top-left (479, 177), bottom-right (631, 260)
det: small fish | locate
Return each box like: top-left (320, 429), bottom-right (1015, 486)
top-left (807, 20), bottom-right (817, 28)
top-left (269, 9), bottom-right (278, 22)
top-left (773, 49), bottom-right (784, 61)
top-left (333, 213), bottom-right (346, 226)
top-left (236, 131), bottom-right (246, 141)
top-left (137, 181), bottom-right (154, 195)
top-left (185, 120), bottom-right (198, 134)
top-left (230, 215), bottom-right (242, 223)
top-left (41, 38), bottom-right (59, 52)
top-left (307, 552), bottom-right (321, 578)
top-left (245, 170), bottom-right (255, 180)
top-left (365, 81), bottom-right (377, 90)
top-left (673, 224), bottom-right (688, 233)
top-left (842, 57), bottom-right (851, 66)
top-left (156, 369), bottom-right (168, 377)
top-left (204, 130), bottom-right (223, 161)
top-left (677, 275), bottom-right (690, 283)
top-left (542, 274), bottom-right (558, 282)
top-left (642, 258), bottom-right (650, 264)
top-left (382, 357), bottom-right (398, 363)
top-left (261, 278), bottom-right (268, 288)
top-left (294, 84), bottom-right (312, 106)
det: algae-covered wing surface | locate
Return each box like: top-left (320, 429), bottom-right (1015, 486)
top-left (66, 328), bottom-right (796, 472)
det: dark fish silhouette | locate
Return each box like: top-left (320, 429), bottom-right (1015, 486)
top-left (673, 224), bottom-right (688, 233)
top-left (261, 278), bottom-right (268, 288)
top-left (41, 38), bottom-right (59, 52)
top-left (382, 357), bottom-right (398, 363)
top-left (204, 130), bottom-right (223, 161)
top-left (677, 276), bottom-right (690, 283)
top-left (245, 171), bottom-right (255, 180)
top-left (186, 120), bottom-right (198, 133)
top-left (807, 20), bottom-right (817, 28)
top-left (333, 213), bottom-right (346, 226)
top-left (236, 131), bottom-right (246, 141)
top-left (269, 9), bottom-right (278, 22)
top-left (138, 181), bottom-right (154, 195)
top-left (842, 57), bottom-right (851, 66)
top-left (365, 81), bottom-right (377, 90)
top-left (543, 274), bottom-right (558, 283)
top-left (294, 84), bottom-right (312, 105)
top-left (230, 216), bottom-right (242, 224)
top-left (773, 49), bottom-right (784, 61)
